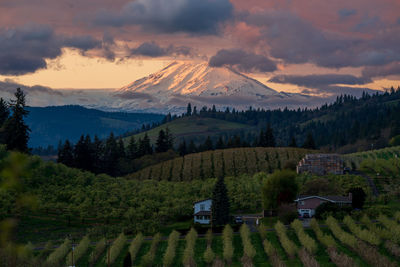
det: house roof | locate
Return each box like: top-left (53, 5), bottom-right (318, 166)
top-left (295, 195), bottom-right (351, 203)
top-left (193, 198), bottom-right (212, 204)
top-left (194, 211), bottom-right (211, 216)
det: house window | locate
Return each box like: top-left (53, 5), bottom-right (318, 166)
top-left (300, 201), bottom-right (305, 205)
top-left (200, 204), bottom-right (205, 211)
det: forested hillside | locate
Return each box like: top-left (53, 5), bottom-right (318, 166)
top-left (26, 105), bottom-right (164, 147)
top-left (126, 147), bottom-right (314, 181)
top-left (128, 88), bottom-right (400, 153)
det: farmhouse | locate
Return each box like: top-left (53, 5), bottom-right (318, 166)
top-left (193, 198), bottom-right (212, 224)
top-left (297, 154), bottom-right (344, 175)
top-left (294, 194), bottom-right (352, 218)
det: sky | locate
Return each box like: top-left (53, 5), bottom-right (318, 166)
top-left (0, 0), bottom-right (399, 96)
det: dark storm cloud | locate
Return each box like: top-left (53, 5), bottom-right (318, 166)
top-left (129, 42), bottom-right (192, 57)
top-left (209, 49), bottom-right (277, 72)
top-left (362, 62), bottom-right (400, 78)
top-left (93, 0), bottom-right (233, 34)
top-left (241, 10), bottom-right (400, 69)
top-left (0, 79), bottom-right (63, 96)
top-left (338, 8), bottom-right (357, 18)
top-left (0, 24), bottom-right (101, 75)
top-left (269, 74), bottom-right (372, 87)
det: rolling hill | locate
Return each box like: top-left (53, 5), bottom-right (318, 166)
top-left (126, 147), bottom-right (315, 181)
top-left (126, 116), bottom-right (251, 145)
top-left (26, 105), bottom-right (164, 147)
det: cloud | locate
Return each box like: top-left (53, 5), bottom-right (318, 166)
top-left (0, 79), bottom-right (63, 96)
top-left (93, 0), bottom-right (233, 34)
top-left (240, 10), bottom-right (400, 68)
top-left (362, 62), bottom-right (400, 78)
top-left (353, 15), bottom-right (382, 32)
top-left (338, 8), bottom-right (357, 18)
top-left (129, 41), bottom-right (192, 57)
top-left (269, 74), bottom-right (372, 87)
top-left (0, 24), bottom-right (101, 75)
top-left (209, 49), bottom-right (277, 72)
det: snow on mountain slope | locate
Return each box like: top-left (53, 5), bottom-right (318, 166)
top-left (113, 61), bottom-right (310, 113)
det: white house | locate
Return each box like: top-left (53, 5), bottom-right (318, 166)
top-left (193, 199), bottom-right (212, 224)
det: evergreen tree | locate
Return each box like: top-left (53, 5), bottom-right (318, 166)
top-left (0, 98), bottom-right (10, 143)
top-left (74, 135), bottom-right (92, 170)
top-left (186, 103), bottom-right (192, 116)
top-left (302, 132), bottom-right (316, 149)
top-left (203, 136), bottom-right (213, 151)
top-left (4, 88), bottom-right (30, 152)
top-left (103, 133), bottom-right (119, 176)
top-left (126, 136), bottom-right (137, 160)
top-left (265, 124), bottom-right (275, 147)
top-left (289, 136), bottom-right (297, 147)
top-left (178, 140), bottom-right (187, 156)
top-left (188, 140), bottom-right (197, 154)
top-left (165, 127), bottom-right (174, 150)
top-left (138, 133), bottom-right (152, 156)
top-left (193, 106), bottom-right (197, 116)
top-left (156, 129), bottom-right (168, 153)
top-left (57, 140), bottom-right (74, 167)
top-left (216, 136), bottom-right (224, 149)
top-left (92, 135), bottom-right (103, 173)
top-left (117, 138), bottom-right (126, 158)
top-left (211, 177), bottom-right (230, 226)
top-left (258, 130), bottom-right (266, 147)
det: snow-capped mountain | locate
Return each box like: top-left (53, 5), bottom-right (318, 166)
top-left (112, 61), bottom-right (309, 113)
top-left (0, 61), bottom-right (320, 114)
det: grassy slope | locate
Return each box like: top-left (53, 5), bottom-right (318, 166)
top-left (125, 116), bottom-right (250, 144)
top-left (126, 147), bottom-right (314, 181)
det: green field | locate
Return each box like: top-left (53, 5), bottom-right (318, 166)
top-left (125, 116), bottom-right (250, 144)
top-left (343, 145), bottom-right (400, 168)
top-left (126, 147), bottom-right (314, 181)
top-left (29, 214), bottom-right (400, 267)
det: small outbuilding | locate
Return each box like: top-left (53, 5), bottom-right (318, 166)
top-left (193, 199), bottom-right (212, 224)
top-left (297, 154), bottom-right (344, 175)
top-left (294, 194), bottom-right (352, 218)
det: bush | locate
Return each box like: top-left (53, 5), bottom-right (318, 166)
top-left (204, 245), bottom-right (215, 265)
top-left (222, 225), bottom-right (234, 264)
top-left (298, 247), bottom-right (319, 267)
top-left (129, 233), bottom-right (144, 263)
top-left (46, 238), bottom-right (71, 265)
top-left (327, 247), bottom-right (355, 267)
top-left (343, 216), bottom-right (380, 245)
top-left (325, 216), bottom-right (356, 248)
top-left (277, 204), bottom-right (298, 225)
top-left (315, 202), bottom-right (351, 220)
top-left (141, 233), bottom-right (161, 267)
top-left (310, 218), bottom-right (336, 248)
top-left (263, 239), bottom-right (285, 267)
top-left (291, 219), bottom-right (317, 254)
top-left (108, 233), bottom-right (127, 264)
top-left (240, 224), bottom-right (256, 259)
top-left (89, 238), bottom-right (106, 266)
top-left (163, 231), bottom-right (180, 267)
top-left (274, 221), bottom-right (298, 258)
top-left (66, 235), bottom-right (90, 266)
top-left (378, 215), bottom-right (400, 243)
top-left (182, 228), bottom-right (197, 266)
top-left (365, 205), bottom-right (392, 218)
top-left (360, 214), bottom-right (391, 240)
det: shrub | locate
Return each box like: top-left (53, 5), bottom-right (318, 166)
top-left (315, 202), bottom-right (350, 220)
top-left (66, 235), bottom-right (90, 266)
top-left (310, 218), bottom-right (335, 248)
top-left (204, 245), bottom-right (215, 265)
top-left (378, 215), bottom-right (400, 243)
top-left (360, 214), bottom-right (391, 240)
top-left (291, 219), bottom-right (317, 254)
top-left (222, 225), bottom-right (234, 264)
top-left (298, 247), bottom-right (320, 267)
top-left (258, 224), bottom-right (267, 240)
top-left (354, 240), bottom-right (396, 267)
top-left (89, 238), bottom-right (106, 266)
top-left (163, 231), bottom-right (180, 267)
top-left (46, 238), bottom-right (71, 265)
top-left (240, 224), bottom-right (256, 259)
top-left (274, 221), bottom-right (298, 258)
top-left (326, 247), bottom-right (355, 267)
top-left (343, 216), bottom-right (380, 245)
top-left (38, 240), bottom-right (53, 260)
top-left (142, 233), bottom-right (161, 267)
top-left (129, 233), bottom-right (144, 263)
top-left (108, 233), bottom-right (127, 264)
top-left (182, 228), bottom-right (197, 266)
top-left (263, 239), bottom-right (286, 267)
top-left (206, 228), bottom-right (213, 246)
top-left (325, 216), bottom-right (356, 248)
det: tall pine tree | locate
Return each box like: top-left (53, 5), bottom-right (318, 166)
top-left (57, 140), bottom-right (74, 167)
top-left (0, 98), bottom-right (10, 144)
top-left (4, 88), bottom-right (30, 153)
top-left (302, 132), bottom-right (316, 149)
top-left (211, 176), bottom-right (230, 226)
